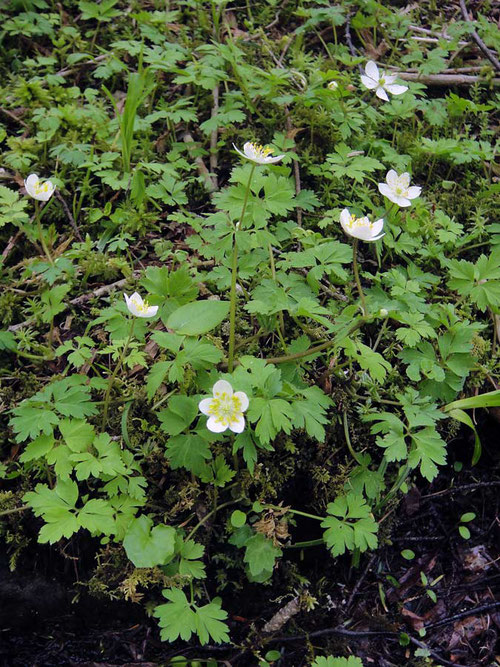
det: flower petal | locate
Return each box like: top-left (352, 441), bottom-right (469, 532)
top-left (386, 170), bottom-right (399, 188)
top-left (378, 183), bottom-right (394, 199)
top-left (144, 304), bottom-right (159, 317)
top-left (229, 415), bottom-right (245, 434)
top-left (212, 379), bottom-right (233, 397)
top-left (385, 83), bottom-right (408, 96)
top-left (406, 186), bottom-right (421, 199)
top-left (360, 75), bottom-right (378, 90)
top-left (206, 416), bottom-right (228, 433)
top-left (263, 153), bottom-right (285, 164)
top-left (233, 391), bottom-right (249, 412)
top-left (198, 398), bottom-right (213, 415)
top-left (375, 86), bottom-right (390, 102)
top-left (371, 219), bottom-right (385, 236)
top-left (339, 208), bottom-right (352, 236)
top-left (233, 143), bottom-right (248, 159)
top-left (365, 61), bottom-right (380, 81)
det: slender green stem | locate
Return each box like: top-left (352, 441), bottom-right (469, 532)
top-left (284, 538), bottom-right (324, 549)
top-left (263, 503), bottom-right (323, 521)
top-left (186, 496), bottom-right (244, 541)
top-left (268, 242), bottom-right (287, 349)
top-left (101, 318), bottom-right (135, 429)
top-left (34, 201), bottom-right (54, 265)
top-left (352, 239), bottom-right (367, 316)
top-left (0, 505), bottom-right (29, 518)
top-left (343, 411), bottom-right (363, 465)
top-left (228, 164), bottom-right (255, 373)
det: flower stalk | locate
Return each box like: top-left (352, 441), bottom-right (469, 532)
top-left (101, 318), bottom-right (135, 429)
top-left (228, 164), bottom-right (255, 373)
top-left (352, 239), bottom-right (367, 317)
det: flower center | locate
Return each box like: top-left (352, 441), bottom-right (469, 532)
top-left (348, 214), bottom-right (372, 229)
top-left (131, 298), bottom-right (150, 313)
top-left (379, 77), bottom-right (385, 86)
top-left (250, 143), bottom-right (273, 159)
top-left (34, 181), bottom-right (49, 194)
top-left (208, 392), bottom-right (243, 426)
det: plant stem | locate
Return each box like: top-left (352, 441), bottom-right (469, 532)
top-left (34, 201), bottom-right (54, 265)
top-left (101, 318), bottom-right (135, 430)
top-left (268, 242), bottom-right (287, 349)
top-left (0, 505), bottom-right (29, 518)
top-left (228, 164), bottom-right (255, 373)
top-left (343, 411), bottom-right (363, 465)
top-left (263, 503), bottom-right (323, 521)
top-left (352, 239), bottom-right (367, 316)
top-left (186, 496), bottom-right (244, 541)
top-left (284, 538), bottom-right (324, 549)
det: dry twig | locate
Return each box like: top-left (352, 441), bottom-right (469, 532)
top-left (458, 0), bottom-right (500, 72)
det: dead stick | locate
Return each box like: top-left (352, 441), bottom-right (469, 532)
top-left (458, 0), bottom-right (500, 72)
top-left (183, 132), bottom-right (216, 192)
top-left (54, 191), bottom-right (83, 241)
top-left (395, 72), bottom-right (500, 86)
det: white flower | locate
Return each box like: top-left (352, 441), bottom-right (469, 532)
top-left (233, 141), bottom-right (285, 165)
top-left (124, 292), bottom-right (158, 318)
top-left (360, 61), bottom-right (408, 102)
top-left (24, 174), bottom-right (55, 201)
top-left (378, 170), bottom-right (421, 207)
top-left (199, 379), bottom-right (249, 434)
top-left (327, 80), bottom-right (338, 90)
top-left (340, 208), bottom-right (384, 242)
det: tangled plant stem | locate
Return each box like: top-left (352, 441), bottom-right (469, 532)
top-left (101, 318), bottom-right (135, 429)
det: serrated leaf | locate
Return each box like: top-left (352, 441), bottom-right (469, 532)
top-left (165, 434), bottom-right (211, 475)
top-left (244, 533), bottom-right (282, 576)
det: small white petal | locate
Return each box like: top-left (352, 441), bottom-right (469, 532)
top-left (360, 75), bottom-right (378, 90)
top-left (352, 225), bottom-right (376, 241)
top-left (384, 74), bottom-right (397, 85)
top-left (406, 186), bottom-right (421, 199)
top-left (399, 172), bottom-right (410, 189)
top-left (233, 143), bottom-right (248, 160)
top-left (199, 398), bottom-right (214, 415)
top-left (386, 170), bottom-right (399, 188)
top-left (378, 183), bottom-right (394, 199)
top-left (233, 391), bottom-right (249, 412)
top-left (385, 83), bottom-right (408, 96)
top-left (262, 153), bottom-right (285, 164)
top-left (212, 379), bottom-right (233, 397)
top-left (206, 416), bottom-right (229, 433)
top-left (365, 61), bottom-right (380, 81)
top-left (229, 415), bottom-right (245, 434)
top-left (339, 208), bottom-right (352, 236)
top-left (371, 232), bottom-right (385, 241)
top-left (375, 87), bottom-right (390, 102)
top-left (371, 219), bottom-right (385, 236)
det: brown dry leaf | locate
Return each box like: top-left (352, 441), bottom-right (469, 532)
top-left (448, 615), bottom-right (490, 650)
top-left (461, 545), bottom-right (492, 573)
top-left (254, 507), bottom-right (290, 546)
top-left (401, 606), bottom-right (425, 631)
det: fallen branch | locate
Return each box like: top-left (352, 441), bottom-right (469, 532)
top-left (183, 132), bottom-right (217, 192)
top-left (395, 71), bottom-right (500, 86)
top-left (8, 271), bottom-right (141, 332)
top-left (458, 0), bottom-right (500, 72)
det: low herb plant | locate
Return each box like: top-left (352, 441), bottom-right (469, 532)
top-left (0, 0), bottom-right (499, 658)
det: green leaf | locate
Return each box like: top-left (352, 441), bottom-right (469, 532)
top-left (154, 589), bottom-right (197, 642)
top-left (408, 427), bottom-right (447, 481)
top-left (146, 361), bottom-right (172, 400)
top-left (166, 300), bottom-right (229, 336)
top-left (123, 515), bottom-right (176, 568)
top-left (165, 434), bottom-right (212, 475)
top-left (248, 397), bottom-right (294, 445)
top-left (230, 510), bottom-right (247, 528)
top-left (193, 597), bottom-right (230, 645)
top-left (311, 657), bottom-right (363, 667)
top-left (59, 419), bottom-right (95, 452)
top-left (79, 498), bottom-right (115, 535)
top-left (158, 396), bottom-right (199, 436)
top-left (19, 434), bottom-right (55, 463)
top-left (244, 533), bottom-right (282, 577)
top-left (178, 539), bottom-right (206, 579)
top-left (321, 493), bottom-right (378, 557)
